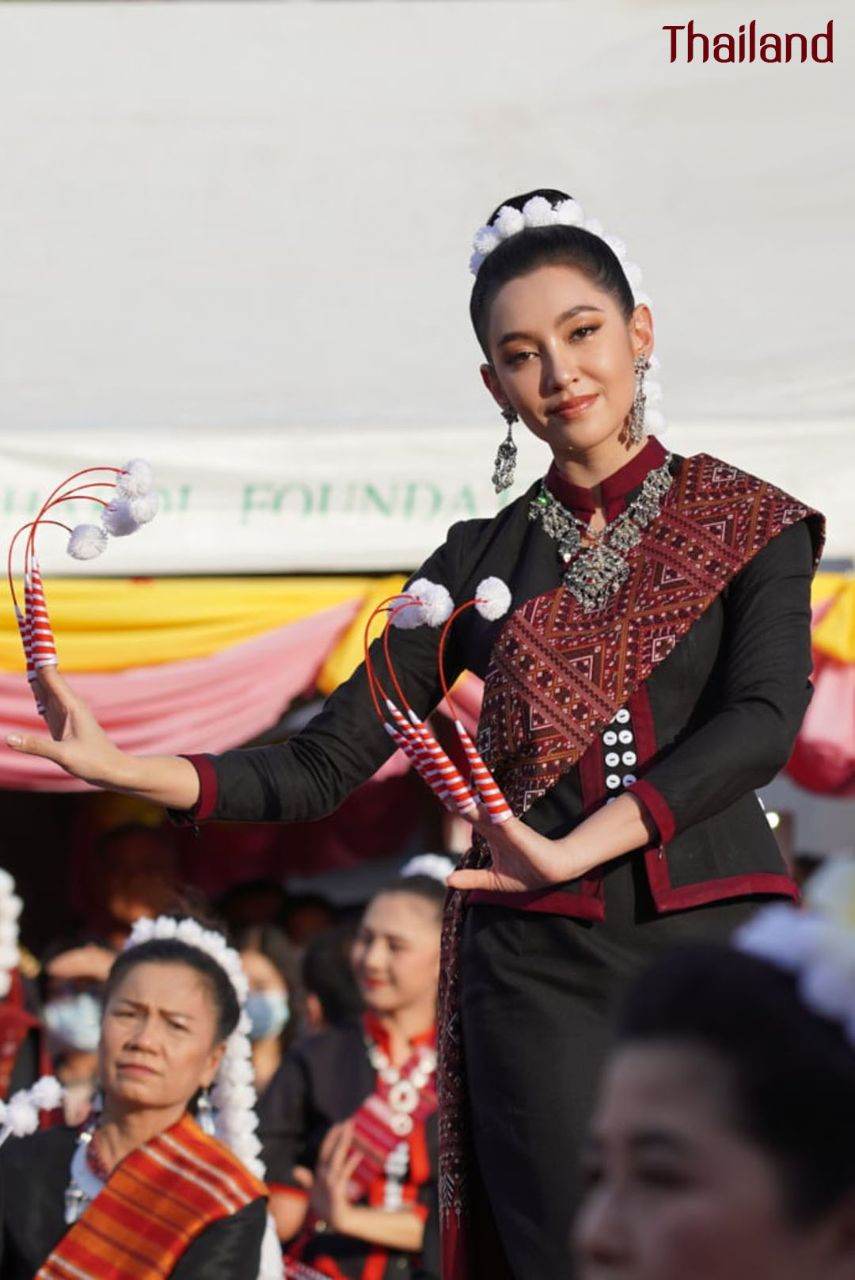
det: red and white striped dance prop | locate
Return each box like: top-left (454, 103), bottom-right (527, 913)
top-left (364, 573), bottom-right (515, 824)
top-left (6, 460), bottom-right (158, 717)
top-left (436, 577), bottom-right (514, 824)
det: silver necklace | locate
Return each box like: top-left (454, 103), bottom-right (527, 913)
top-left (529, 453), bottom-right (674, 613)
top-left (364, 1035), bottom-right (437, 1138)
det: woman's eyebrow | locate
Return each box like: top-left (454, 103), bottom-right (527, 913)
top-left (115, 997), bottom-right (195, 1021)
top-left (627, 1128), bottom-right (693, 1155)
top-left (497, 305), bottom-right (605, 346)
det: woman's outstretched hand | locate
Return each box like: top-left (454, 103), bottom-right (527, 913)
top-left (5, 667), bottom-right (202, 809)
top-left (6, 666), bottom-right (134, 789)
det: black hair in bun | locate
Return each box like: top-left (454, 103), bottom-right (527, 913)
top-left (469, 187), bottom-right (636, 359)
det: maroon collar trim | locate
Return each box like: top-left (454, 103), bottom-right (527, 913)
top-left (545, 436), bottom-right (666, 513)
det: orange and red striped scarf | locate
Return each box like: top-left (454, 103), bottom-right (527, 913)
top-left (37, 1113), bottom-right (266, 1280)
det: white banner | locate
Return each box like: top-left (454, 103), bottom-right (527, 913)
top-left (0, 3), bottom-right (851, 570)
top-left (0, 419), bottom-right (848, 576)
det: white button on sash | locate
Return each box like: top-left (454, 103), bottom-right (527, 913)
top-left (605, 752), bottom-right (620, 767)
top-left (606, 774), bottom-right (621, 789)
top-left (622, 773), bottom-right (637, 786)
top-left (603, 731), bottom-right (618, 746)
top-left (615, 709), bottom-right (631, 724)
top-left (622, 751), bottom-right (637, 766)
top-left (618, 729), bottom-right (634, 745)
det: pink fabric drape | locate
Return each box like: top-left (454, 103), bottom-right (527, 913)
top-left (0, 601), bottom-right (362, 791)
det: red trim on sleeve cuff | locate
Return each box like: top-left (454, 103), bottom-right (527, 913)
top-left (178, 753), bottom-right (219, 822)
top-left (628, 778), bottom-right (676, 845)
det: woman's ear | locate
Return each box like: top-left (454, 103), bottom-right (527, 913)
top-left (481, 362), bottom-right (512, 414)
top-left (200, 1040), bottom-right (227, 1090)
top-left (629, 303), bottom-right (654, 361)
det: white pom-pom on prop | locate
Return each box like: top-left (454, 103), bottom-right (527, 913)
top-left (419, 581), bottom-right (453, 627)
top-left (391, 580), bottom-right (453, 629)
top-left (128, 492), bottom-right (159, 526)
top-left (474, 577), bottom-right (512, 622)
top-left (115, 458), bottom-right (154, 498)
top-left (390, 593), bottom-right (425, 630)
top-left (67, 524), bottom-right (108, 561)
top-left (101, 498), bottom-right (141, 537)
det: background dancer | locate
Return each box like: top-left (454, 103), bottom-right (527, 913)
top-left (0, 919), bottom-right (274, 1279)
top-left (261, 874), bottom-right (442, 1279)
top-left (7, 188), bottom-right (825, 1278)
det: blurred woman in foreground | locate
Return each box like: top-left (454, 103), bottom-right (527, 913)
top-left (575, 859), bottom-right (855, 1280)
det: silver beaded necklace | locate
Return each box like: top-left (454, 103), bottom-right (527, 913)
top-left (528, 453), bottom-right (675, 613)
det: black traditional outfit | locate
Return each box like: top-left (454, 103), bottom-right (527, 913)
top-left (0, 1115), bottom-right (268, 1280)
top-left (175, 438), bottom-right (824, 1280)
top-left (259, 1013), bottom-right (440, 1280)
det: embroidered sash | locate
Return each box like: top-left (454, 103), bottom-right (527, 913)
top-left (37, 1114), bottom-right (266, 1280)
top-left (437, 452), bottom-right (824, 1279)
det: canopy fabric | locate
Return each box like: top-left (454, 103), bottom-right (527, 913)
top-left (0, 576), bottom-right (405, 673)
top-left (0, 572), bottom-right (849, 792)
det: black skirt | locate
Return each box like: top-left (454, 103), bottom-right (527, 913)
top-left (459, 854), bottom-right (773, 1280)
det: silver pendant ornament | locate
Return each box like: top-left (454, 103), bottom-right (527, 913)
top-left (492, 406), bottom-right (518, 494)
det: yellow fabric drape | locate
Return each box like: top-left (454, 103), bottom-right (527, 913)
top-left (2, 571), bottom-right (851, 677)
top-left (812, 574), bottom-right (855, 665)
top-left (0, 577), bottom-right (392, 672)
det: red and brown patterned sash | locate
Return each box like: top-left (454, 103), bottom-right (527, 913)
top-left (37, 1114), bottom-right (266, 1280)
top-left (437, 452), bottom-right (824, 1279)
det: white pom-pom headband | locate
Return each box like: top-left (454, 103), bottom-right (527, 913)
top-left (469, 194), bottom-right (649, 310)
top-left (6, 459), bottom-right (159, 715)
top-left (469, 193), bottom-right (666, 436)
top-left (124, 916), bottom-right (283, 1280)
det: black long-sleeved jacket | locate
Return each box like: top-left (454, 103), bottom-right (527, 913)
top-left (179, 439), bottom-right (822, 918)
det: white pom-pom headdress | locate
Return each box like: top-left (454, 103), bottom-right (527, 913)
top-left (124, 916), bottom-right (282, 1280)
top-left (0, 869), bottom-right (21, 1000)
top-left (469, 193), bottom-right (667, 438)
top-left (6, 459), bottom-right (158, 716)
top-left (735, 859), bottom-right (855, 1046)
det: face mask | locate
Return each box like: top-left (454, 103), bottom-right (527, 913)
top-left (245, 990), bottom-right (290, 1042)
top-left (43, 992), bottom-right (102, 1053)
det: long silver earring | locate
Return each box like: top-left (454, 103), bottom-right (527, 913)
top-left (492, 407), bottom-right (518, 494)
top-left (627, 355), bottom-right (651, 445)
top-left (196, 1086), bottom-right (216, 1135)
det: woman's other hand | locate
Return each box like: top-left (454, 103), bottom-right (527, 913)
top-left (446, 792), bottom-right (656, 893)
